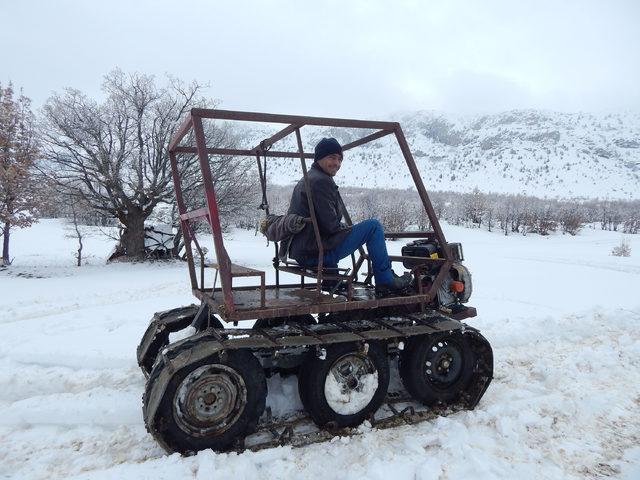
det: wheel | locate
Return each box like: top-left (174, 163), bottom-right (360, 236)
top-left (298, 342), bottom-right (389, 428)
top-left (148, 349), bottom-right (267, 453)
top-left (399, 332), bottom-right (474, 406)
top-left (253, 314), bottom-right (316, 329)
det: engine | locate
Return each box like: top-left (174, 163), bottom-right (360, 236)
top-left (401, 239), bottom-right (473, 309)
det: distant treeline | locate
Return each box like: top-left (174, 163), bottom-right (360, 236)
top-left (234, 185), bottom-right (640, 237)
top-left (39, 175), bottom-right (639, 238)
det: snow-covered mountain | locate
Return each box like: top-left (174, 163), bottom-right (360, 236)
top-left (257, 110), bottom-right (640, 200)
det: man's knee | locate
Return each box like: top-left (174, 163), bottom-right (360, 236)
top-left (361, 218), bottom-right (383, 232)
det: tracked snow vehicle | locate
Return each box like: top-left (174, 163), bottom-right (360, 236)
top-left (137, 109), bottom-right (493, 454)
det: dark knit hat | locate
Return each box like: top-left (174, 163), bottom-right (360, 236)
top-left (314, 137), bottom-right (343, 162)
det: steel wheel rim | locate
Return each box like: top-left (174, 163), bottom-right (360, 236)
top-left (424, 339), bottom-right (463, 386)
top-left (174, 364), bottom-right (247, 437)
top-left (324, 353), bottom-right (378, 415)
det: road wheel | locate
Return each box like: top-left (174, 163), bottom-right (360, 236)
top-left (298, 342), bottom-right (389, 428)
top-left (149, 349), bottom-right (266, 454)
top-left (399, 332), bottom-right (474, 406)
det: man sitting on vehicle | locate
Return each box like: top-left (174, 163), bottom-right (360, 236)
top-left (287, 137), bottom-right (413, 295)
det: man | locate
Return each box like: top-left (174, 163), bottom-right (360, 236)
top-left (287, 137), bottom-right (412, 295)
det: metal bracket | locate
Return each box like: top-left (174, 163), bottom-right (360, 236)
top-left (190, 302), bottom-right (210, 331)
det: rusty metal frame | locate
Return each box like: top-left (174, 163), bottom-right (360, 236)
top-left (168, 109), bottom-right (452, 322)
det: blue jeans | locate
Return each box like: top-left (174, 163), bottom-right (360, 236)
top-left (301, 219), bottom-right (394, 286)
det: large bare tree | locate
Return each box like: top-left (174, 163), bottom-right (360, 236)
top-left (40, 69), bottom-right (252, 259)
top-left (0, 83), bottom-right (39, 266)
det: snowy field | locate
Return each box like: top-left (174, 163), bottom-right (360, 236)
top-left (1, 219), bottom-right (639, 480)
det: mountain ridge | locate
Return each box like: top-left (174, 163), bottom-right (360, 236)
top-left (254, 109), bottom-right (640, 200)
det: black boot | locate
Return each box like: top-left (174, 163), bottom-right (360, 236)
top-left (375, 272), bottom-right (414, 297)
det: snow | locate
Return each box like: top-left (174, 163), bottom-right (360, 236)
top-left (1, 219), bottom-right (639, 479)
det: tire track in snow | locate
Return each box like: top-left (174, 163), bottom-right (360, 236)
top-left (0, 361), bottom-right (143, 402)
top-left (0, 282), bottom-right (188, 325)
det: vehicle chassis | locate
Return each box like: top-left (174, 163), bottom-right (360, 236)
top-left (138, 109), bottom-right (493, 454)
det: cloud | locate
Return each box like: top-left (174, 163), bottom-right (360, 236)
top-left (2, 0), bottom-right (639, 116)
top-left (406, 70), bottom-right (537, 114)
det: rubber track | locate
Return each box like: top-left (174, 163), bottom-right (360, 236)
top-left (239, 331), bottom-right (493, 452)
top-left (239, 392), bottom-right (469, 452)
top-left (143, 313), bottom-right (493, 454)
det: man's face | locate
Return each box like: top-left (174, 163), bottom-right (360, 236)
top-left (317, 153), bottom-right (342, 177)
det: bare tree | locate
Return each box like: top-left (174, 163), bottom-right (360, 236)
top-left (599, 200), bottom-right (623, 231)
top-left (414, 202), bottom-right (431, 230)
top-left (461, 187), bottom-right (486, 228)
top-left (511, 195), bottom-right (529, 234)
top-left (0, 83), bottom-right (39, 266)
top-left (40, 69), bottom-right (249, 260)
top-left (357, 191), bottom-right (380, 221)
top-left (496, 195), bottom-right (514, 236)
top-left (526, 201), bottom-right (557, 236)
top-left (484, 197), bottom-right (495, 232)
top-left (559, 204), bottom-right (584, 235)
top-left (377, 196), bottom-right (410, 233)
top-left (432, 196), bottom-right (446, 220)
top-left (624, 216), bottom-right (640, 234)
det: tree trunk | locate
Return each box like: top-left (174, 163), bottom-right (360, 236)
top-left (76, 234), bottom-right (83, 266)
top-left (2, 222), bottom-right (10, 266)
top-left (119, 209), bottom-right (147, 259)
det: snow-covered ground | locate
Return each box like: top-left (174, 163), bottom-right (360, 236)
top-left (1, 219), bottom-right (639, 480)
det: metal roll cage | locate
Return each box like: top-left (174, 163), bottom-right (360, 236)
top-left (169, 109), bottom-right (458, 323)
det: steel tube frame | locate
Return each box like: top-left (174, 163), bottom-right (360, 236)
top-left (168, 108), bottom-right (452, 322)
top-left (173, 146), bottom-right (315, 159)
top-left (169, 150), bottom-right (198, 291)
top-left (191, 108), bottom-right (397, 130)
top-left (192, 114), bottom-right (234, 313)
top-left (393, 126), bottom-right (452, 300)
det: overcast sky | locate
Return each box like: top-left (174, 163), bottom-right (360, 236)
top-left (2, 0), bottom-right (639, 118)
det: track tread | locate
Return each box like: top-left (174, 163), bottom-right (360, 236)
top-left (141, 311), bottom-right (493, 454)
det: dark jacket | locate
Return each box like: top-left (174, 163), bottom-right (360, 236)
top-left (287, 162), bottom-right (352, 261)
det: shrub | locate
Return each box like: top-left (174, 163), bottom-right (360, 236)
top-left (611, 238), bottom-right (631, 257)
